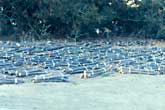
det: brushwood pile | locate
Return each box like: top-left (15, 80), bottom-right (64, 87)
top-left (0, 40), bottom-right (164, 85)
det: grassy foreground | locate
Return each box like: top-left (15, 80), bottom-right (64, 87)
top-left (0, 74), bottom-right (165, 110)
top-left (0, 38), bottom-right (164, 110)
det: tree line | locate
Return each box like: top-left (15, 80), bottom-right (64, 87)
top-left (0, 0), bottom-right (165, 40)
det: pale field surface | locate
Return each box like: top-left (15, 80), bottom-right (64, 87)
top-left (0, 74), bottom-right (165, 110)
top-left (154, 40), bottom-right (165, 47)
top-left (0, 38), bottom-right (164, 110)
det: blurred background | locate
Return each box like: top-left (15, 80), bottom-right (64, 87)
top-left (0, 0), bottom-right (165, 41)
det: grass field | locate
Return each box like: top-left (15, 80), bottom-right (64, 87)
top-left (0, 74), bottom-right (165, 110)
top-left (0, 38), bottom-right (164, 110)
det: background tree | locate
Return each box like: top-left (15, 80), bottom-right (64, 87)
top-left (0, 0), bottom-right (164, 40)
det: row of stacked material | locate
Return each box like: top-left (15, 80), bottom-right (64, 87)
top-left (0, 40), bottom-right (164, 85)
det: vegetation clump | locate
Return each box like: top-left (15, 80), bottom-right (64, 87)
top-left (0, 0), bottom-right (165, 40)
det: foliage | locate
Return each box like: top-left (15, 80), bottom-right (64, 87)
top-left (0, 0), bottom-right (165, 40)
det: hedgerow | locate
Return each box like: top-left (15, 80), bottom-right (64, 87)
top-left (0, 0), bottom-right (164, 40)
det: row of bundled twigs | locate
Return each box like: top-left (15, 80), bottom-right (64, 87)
top-left (0, 40), bottom-right (164, 85)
